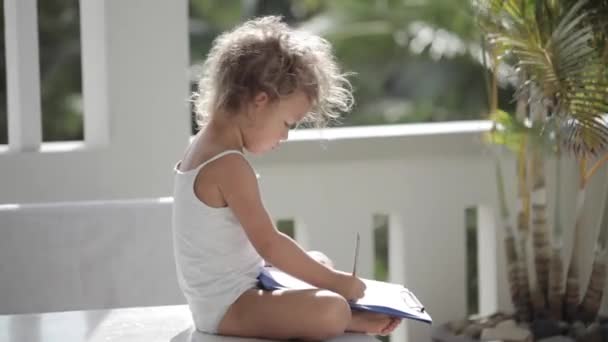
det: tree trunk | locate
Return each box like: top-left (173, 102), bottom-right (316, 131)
top-left (505, 235), bottom-right (522, 319)
top-left (517, 238), bottom-right (533, 322)
top-left (549, 147), bottom-right (564, 321)
top-left (579, 168), bottom-right (608, 323)
top-left (564, 261), bottom-right (580, 321)
top-left (529, 85), bottom-right (551, 312)
top-left (548, 246), bottom-right (564, 320)
top-left (578, 247), bottom-right (606, 323)
top-left (564, 187), bottom-right (587, 322)
top-left (495, 158), bottom-right (522, 319)
top-left (531, 149), bottom-right (550, 314)
top-left (515, 134), bottom-right (532, 322)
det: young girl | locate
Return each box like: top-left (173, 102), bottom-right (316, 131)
top-left (172, 16), bottom-right (401, 340)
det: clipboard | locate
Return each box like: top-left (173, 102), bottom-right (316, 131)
top-left (257, 267), bottom-right (432, 324)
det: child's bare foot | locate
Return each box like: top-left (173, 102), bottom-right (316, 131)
top-left (347, 310), bottom-right (402, 336)
top-left (306, 250), bottom-right (402, 335)
top-left (381, 317), bottom-right (402, 335)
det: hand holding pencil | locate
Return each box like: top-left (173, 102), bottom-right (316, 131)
top-left (328, 271), bottom-right (365, 301)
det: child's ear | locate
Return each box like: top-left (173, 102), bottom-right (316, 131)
top-left (253, 92), bottom-right (269, 108)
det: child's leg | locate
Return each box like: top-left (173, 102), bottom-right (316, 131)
top-left (306, 250), bottom-right (402, 336)
top-left (217, 288), bottom-right (351, 341)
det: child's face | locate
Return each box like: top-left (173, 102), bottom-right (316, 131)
top-left (242, 90), bottom-right (311, 154)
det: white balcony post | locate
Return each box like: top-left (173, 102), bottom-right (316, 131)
top-left (4, 0), bottom-right (43, 151)
top-left (80, 0), bottom-right (110, 147)
top-left (393, 205), bottom-right (467, 342)
top-left (477, 205), bottom-right (499, 316)
top-left (388, 213), bottom-right (407, 342)
top-left (294, 218), bottom-right (311, 250)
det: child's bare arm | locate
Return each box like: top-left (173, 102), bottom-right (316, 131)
top-left (217, 155), bottom-right (364, 300)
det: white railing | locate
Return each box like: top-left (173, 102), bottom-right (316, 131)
top-left (4, 120), bottom-right (607, 342)
top-left (0, 0), bottom-right (191, 204)
top-left (0, 120), bottom-right (521, 342)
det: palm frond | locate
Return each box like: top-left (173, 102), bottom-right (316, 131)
top-left (551, 0), bottom-right (588, 41)
top-left (561, 116), bottom-right (608, 156)
top-left (477, 0), bottom-right (608, 157)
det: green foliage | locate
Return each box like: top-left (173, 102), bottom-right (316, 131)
top-left (0, 0), bottom-right (83, 144)
top-left (476, 0), bottom-right (608, 157)
top-left (1, 0), bottom-right (511, 143)
top-left (373, 218), bottom-right (388, 282)
top-left (190, 0), bottom-right (510, 131)
top-left (294, 0), bottom-right (510, 127)
top-left (485, 109), bottom-right (529, 151)
top-left (37, 0), bottom-right (84, 142)
top-left (485, 109), bottom-right (555, 153)
top-left (276, 219), bottom-right (295, 239)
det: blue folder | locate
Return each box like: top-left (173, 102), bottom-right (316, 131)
top-left (257, 267), bottom-right (432, 324)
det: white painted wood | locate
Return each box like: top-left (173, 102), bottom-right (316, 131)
top-left (80, 0), bottom-right (110, 147)
top-left (477, 205), bottom-right (499, 316)
top-left (388, 214), bottom-right (407, 342)
top-left (4, 0), bottom-right (42, 151)
top-left (0, 0), bottom-right (191, 203)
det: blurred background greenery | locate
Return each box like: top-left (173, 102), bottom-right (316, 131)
top-left (0, 0), bottom-right (517, 143)
top-left (0, 0), bottom-right (84, 143)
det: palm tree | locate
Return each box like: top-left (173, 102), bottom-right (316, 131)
top-left (476, 0), bottom-right (608, 325)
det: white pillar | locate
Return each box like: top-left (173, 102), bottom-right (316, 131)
top-left (102, 0), bottom-right (190, 149)
top-left (477, 205), bottom-right (499, 316)
top-left (388, 213), bottom-right (407, 342)
top-left (294, 218), bottom-right (311, 250)
top-left (4, 0), bottom-right (42, 151)
top-left (394, 206), bottom-right (467, 342)
top-left (80, 0), bottom-right (110, 147)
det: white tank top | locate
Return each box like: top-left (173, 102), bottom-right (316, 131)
top-left (171, 150), bottom-right (264, 327)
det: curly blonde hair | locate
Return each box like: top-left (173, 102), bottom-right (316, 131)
top-left (192, 16), bottom-right (354, 129)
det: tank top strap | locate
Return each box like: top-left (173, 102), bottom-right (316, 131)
top-left (174, 150), bottom-right (246, 175)
top-left (199, 150), bottom-right (245, 170)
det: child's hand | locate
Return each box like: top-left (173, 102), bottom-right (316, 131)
top-left (329, 270), bottom-right (366, 301)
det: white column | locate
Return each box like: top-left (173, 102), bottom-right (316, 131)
top-left (4, 0), bottom-right (42, 151)
top-left (80, 0), bottom-right (110, 147)
top-left (388, 213), bottom-right (407, 342)
top-left (393, 206), bottom-right (467, 342)
top-left (102, 0), bottom-right (190, 149)
top-left (477, 205), bottom-right (499, 316)
top-left (294, 218), bottom-right (311, 250)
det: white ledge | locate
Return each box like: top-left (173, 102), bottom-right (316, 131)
top-left (0, 197), bottom-right (174, 212)
top-left (288, 120), bottom-right (492, 141)
top-left (1, 121), bottom-right (493, 156)
top-left (189, 120), bottom-right (493, 143)
top-left (0, 141), bottom-right (88, 155)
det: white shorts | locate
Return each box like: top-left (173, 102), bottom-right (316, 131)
top-left (188, 279), bottom-right (260, 334)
